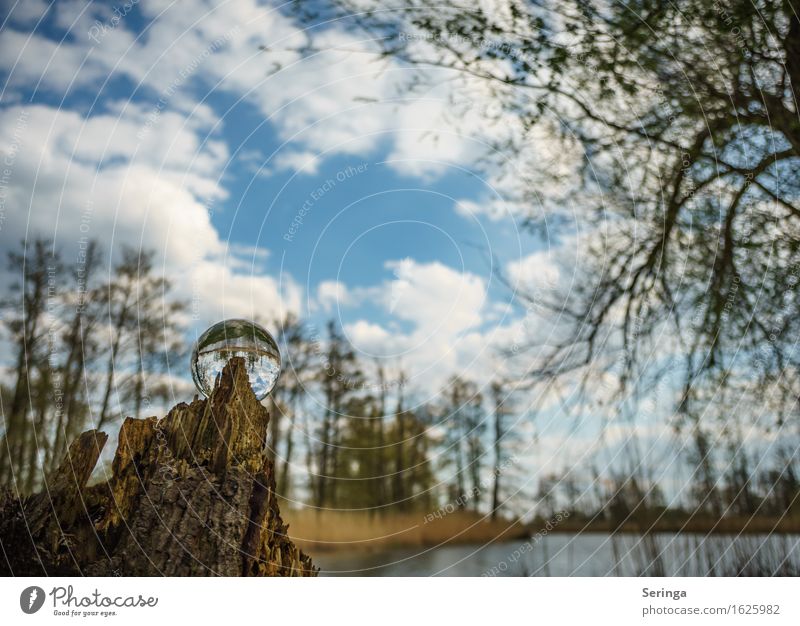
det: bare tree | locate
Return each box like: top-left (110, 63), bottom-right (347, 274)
top-left (97, 247), bottom-right (184, 427)
top-left (489, 380), bottom-right (513, 519)
top-left (0, 239), bottom-right (60, 492)
top-left (440, 376), bottom-right (484, 508)
top-left (314, 320), bottom-right (363, 508)
top-left (268, 313), bottom-right (314, 497)
top-left (49, 240), bottom-right (103, 473)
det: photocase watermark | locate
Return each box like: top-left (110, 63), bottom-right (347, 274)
top-left (46, 263), bottom-right (65, 436)
top-left (423, 455), bottom-right (519, 523)
top-left (137, 27), bottom-right (240, 141)
top-left (152, 421), bottom-right (180, 491)
top-left (75, 200), bottom-right (96, 315)
top-left (20, 585), bottom-right (158, 617)
top-left (0, 109), bottom-right (29, 233)
top-left (88, 0), bottom-right (140, 44)
top-left (398, 30), bottom-right (541, 77)
top-left (283, 162), bottom-right (369, 242)
top-left (713, 1), bottom-right (751, 59)
top-left (20, 586), bottom-right (45, 614)
top-left (482, 511), bottom-right (570, 576)
top-left (754, 261), bottom-right (800, 371)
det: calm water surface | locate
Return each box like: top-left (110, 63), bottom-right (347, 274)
top-left (316, 533), bottom-right (800, 576)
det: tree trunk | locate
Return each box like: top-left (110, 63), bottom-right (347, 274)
top-left (278, 405), bottom-right (296, 497)
top-left (491, 390), bottom-right (503, 521)
top-left (0, 358), bottom-right (317, 576)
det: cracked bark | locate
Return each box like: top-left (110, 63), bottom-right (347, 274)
top-left (0, 357), bottom-right (317, 576)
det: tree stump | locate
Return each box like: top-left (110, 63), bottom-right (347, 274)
top-left (0, 358), bottom-right (317, 576)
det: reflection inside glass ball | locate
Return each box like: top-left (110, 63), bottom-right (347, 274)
top-left (190, 319), bottom-right (281, 401)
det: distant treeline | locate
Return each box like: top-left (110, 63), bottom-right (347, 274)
top-left (1, 237), bottom-right (799, 529)
top-left (261, 317), bottom-right (519, 516)
top-left (0, 238), bottom-right (183, 493)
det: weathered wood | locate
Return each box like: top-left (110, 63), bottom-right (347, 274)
top-left (0, 429), bottom-right (108, 575)
top-left (0, 358), bottom-right (317, 576)
top-left (27, 429), bottom-right (108, 534)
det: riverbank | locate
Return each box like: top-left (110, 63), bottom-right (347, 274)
top-left (284, 509), bottom-right (800, 554)
top-left (284, 509), bottom-right (527, 553)
top-left (543, 514), bottom-right (800, 535)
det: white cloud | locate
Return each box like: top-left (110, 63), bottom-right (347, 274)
top-left (316, 280), bottom-right (352, 312)
top-left (0, 101), bottom-right (301, 333)
top-left (382, 93), bottom-right (484, 179)
top-left (7, 0), bottom-right (51, 26)
top-left (188, 257), bottom-right (300, 327)
top-left (507, 250), bottom-right (561, 293)
top-left (344, 320), bottom-right (401, 354)
top-left (229, 242), bottom-right (270, 262)
top-left (270, 150), bottom-right (320, 176)
top-left (382, 258), bottom-right (485, 335)
top-left (335, 258), bottom-right (501, 386)
top-left (0, 103), bottom-right (226, 259)
top-left (455, 199), bottom-right (506, 221)
top-left (0, 0), bottom-right (514, 181)
top-left (336, 259), bottom-right (502, 393)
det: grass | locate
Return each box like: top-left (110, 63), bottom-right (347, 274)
top-left (282, 508), bottom-right (527, 553)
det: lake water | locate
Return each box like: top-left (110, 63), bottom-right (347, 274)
top-left (316, 533), bottom-right (800, 576)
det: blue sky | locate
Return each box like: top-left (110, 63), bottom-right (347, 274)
top-left (0, 0), bottom-right (554, 399)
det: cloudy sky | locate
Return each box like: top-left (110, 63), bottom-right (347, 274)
top-left (0, 0), bottom-right (565, 397)
top-left (2, 0), bottom-right (732, 511)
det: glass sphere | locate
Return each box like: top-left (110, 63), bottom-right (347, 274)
top-left (191, 319), bottom-right (281, 401)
